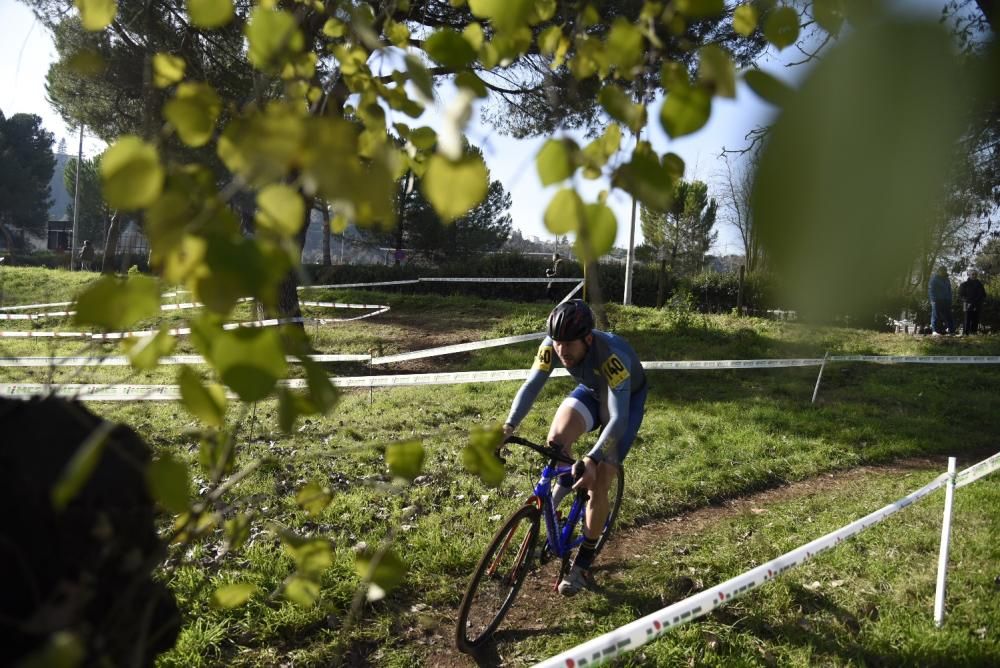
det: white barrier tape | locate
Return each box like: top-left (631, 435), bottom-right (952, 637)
top-left (0, 368), bottom-right (572, 400)
top-left (0, 353), bottom-right (372, 367)
top-left (300, 280), bottom-right (421, 290)
top-left (0, 301), bottom-right (73, 311)
top-left (370, 332), bottom-right (546, 365)
top-left (299, 277), bottom-right (581, 291)
top-left (955, 451), bottom-right (1000, 489)
top-left (830, 355), bottom-right (1000, 364)
top-left (533, 470), bottom-right (950, 668)
top-left (419, 277), bottom-right (582, 284)
top-left (559, 280), bottom-right (585, 304)
top-left (643, 359), bottom-right (824, 370)
top-left (0, 310), bottom-right (76, 320)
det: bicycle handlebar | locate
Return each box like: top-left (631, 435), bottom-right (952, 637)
top-left (498, 435), bottom-right (575, 465)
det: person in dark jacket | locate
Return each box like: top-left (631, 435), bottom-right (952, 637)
top-left (545, 252), bottom-right (563, 302)
top-left (958, 269), bottom-right (987, 335)
top-left (928, 266), bottom-right (955, 335)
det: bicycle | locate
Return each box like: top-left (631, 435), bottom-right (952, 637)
top-left (455, 435), bottom-right (625, 654)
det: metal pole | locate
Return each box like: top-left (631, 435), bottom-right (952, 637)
top-left (934, 456), bottom-right (957, 627)
top-left (70, 124), bottom-right (83, 271)
top-left (623, 194), bottom-right (637, 305)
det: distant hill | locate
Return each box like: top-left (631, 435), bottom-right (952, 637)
top-left (49, 152), bottom-right (71, 221)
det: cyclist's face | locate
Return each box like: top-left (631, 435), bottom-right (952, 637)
top-left (553, 335), bottom-right (591, 368)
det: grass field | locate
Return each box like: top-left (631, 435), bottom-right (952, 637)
top-left (2, 266), bottom-right (999, 666)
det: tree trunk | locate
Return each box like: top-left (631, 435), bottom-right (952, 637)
top-left (321, 205), bottom-right (331, 266)
top-left (656, 258), bottom-right (667, 308)
top-left (102, 216), bottom-right (122, 274)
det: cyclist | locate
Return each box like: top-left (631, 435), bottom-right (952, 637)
top-left (502, 299), bottom-right (647, 595)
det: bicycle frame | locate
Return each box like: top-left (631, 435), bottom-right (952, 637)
top-left (531, 461), bottom-right (589, 561)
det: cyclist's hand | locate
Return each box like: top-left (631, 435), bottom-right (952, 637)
top-left (572, 457), bottom-right (598, 491)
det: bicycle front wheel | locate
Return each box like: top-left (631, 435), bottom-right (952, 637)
top-left (455, 504), bottom-right (541, 653)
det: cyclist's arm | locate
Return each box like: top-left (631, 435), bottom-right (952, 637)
top-left (504, 340), bottom-right (555, 430)
top-left (586, 379), bottom-right (630, 462)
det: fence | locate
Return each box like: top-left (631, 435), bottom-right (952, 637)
top-left (532, 450), bottom-right (1000, 668)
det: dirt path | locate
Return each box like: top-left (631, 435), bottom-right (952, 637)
top-left (416, 454), bottom-right (972, 668)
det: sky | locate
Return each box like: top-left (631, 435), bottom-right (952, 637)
top-left (0, 0), bottom-right (946, 254)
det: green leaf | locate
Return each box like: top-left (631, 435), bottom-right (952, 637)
top-left (461, 424), bottom-right (505, 487)
top-left (538, 25), bottom-right (562, 55)
top-left (606, 18), bottom-right (644, 76)
top-left (598, 86), bottom-right (646, 134)
top-left (75, 0), bottom-right (117, 30)
top-left (213, 328), bottom-right (287, 402)
top-left (405, 56), bottom-right (434, 99)
top-left (124, 327), bottom-right (176, 371)
top-left (52, 421), bottom-right (115, 511)
top-left (385, 440), bottom-right (425, 481)
top-left (660, 81), bottom-right (711, 138)
top-left (468, 0), bottom-right (535, 31)
top-left (676, 0), bottom-right (724, 18)
top-left (285, 537), bottom-right (334, 577)
top-left (385, 19), bottom-right (410, 47)
top-left (580, 124), bottom-right (622, 177)
top-left (421, 154), bottom-right (489, 222)
top-left (301, 356), bottom-right (338, 413)
top-left (425, 29), bottom-right (477, 68)
top-left (355, 548), bottom-right (407, 595)
top-left (100, 136), bottom-right (165, 210)
top-left (66, 49), bottom-right (106, 77)
top-left (699, 45), bottom-right (736, 98)
top-left (611, 142), bottom-right (677, 212)
top-left (147, 453), bottom-right (190, 514)
top-left (164, 82), bottom-right (222, 148)
top-left (752, 20), bottom-right (968, 319)
top-left (455, 71), bottom-right (488, 98)
top-left (322, 17), bottom-right (347, 38)
top-left (178, 366), bottom-right (228, 427)
top-left (813, 0), bottom-right (845, 35)
top-left (18, 631), bottom-right (85, 668)
top-left (245, 8), bottom-right (304, 72)
top-left (744, 69), bottom-right (793, 107)
top-left (284, 574), bottom-right (321, 607)
top-left (187, 0), bottom-right (233, 29)
top-left (764, 6), bottom-right (800, 50)
top-left (536, 139), bottom-right (577, 186)
top-left (255, 184), bottom-right (305, 236)
top-left (224, 513), bottom-right (250, 551)
top-left (152, 53), bottom-right (185, 88)
top-left (212, 583), bottom-right (258, 609)
top-left (544, 188), bottom-right (585, 235)
top-left (296, 481), bottom-right (333, 517)
top-left (74, 274), bottom-right (160, 330)
top-left (575, 202), bottom-right (617, 263)
top-left (733, 4), bottom-right (758, 36)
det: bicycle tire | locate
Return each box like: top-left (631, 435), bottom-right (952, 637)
top-left (455, 504), bottom-right (541, 653)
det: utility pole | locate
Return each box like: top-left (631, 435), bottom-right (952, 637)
top-left (70, 124), bottom-right (83, 271)
top-left (623, 193), bottom-right (637, 305)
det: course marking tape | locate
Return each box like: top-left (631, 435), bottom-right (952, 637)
top-left (370, 332), bottom-right (546, 365)
top-left (0, 353), bottom-right (372, 368)
top-left (955, 451), bottom-right (1000, 489)
top-left (830, 355), bottom-right (1000, 364)
top-left (299, 277), bottom-right (581, 290)
top-left (0, 301), bottom-right (74, 311)
top-left (532, 469), bottom-right (951, 668)
top-left (643, 359), bottom-right (824, 370)
top-left (0, 369), bottom-right (572, 400)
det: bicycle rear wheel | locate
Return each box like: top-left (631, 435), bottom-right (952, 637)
top-left (455, 504), bottom-right (541, 653)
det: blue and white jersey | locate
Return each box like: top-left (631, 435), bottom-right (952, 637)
top-left (505, 330), bottom-right (646, 462)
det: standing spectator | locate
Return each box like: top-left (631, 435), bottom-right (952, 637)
top-left (928, 265), bottom-right (955, 335)
top-left (958, 269), bottom-right (987, 335)
top-left (545, 252), bottom-right (563, 302)
top-left (78, 240), bottom-right (95, 271)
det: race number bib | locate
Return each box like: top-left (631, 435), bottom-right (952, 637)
top-left (532, 344), bottom-right (553, 372)
top-left (600, 354), bottom-right (630, 388)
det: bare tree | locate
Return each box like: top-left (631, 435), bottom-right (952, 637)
top-left (716, 149), bottom-right (763, 272)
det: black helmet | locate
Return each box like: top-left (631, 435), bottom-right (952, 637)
top-left (547, 300), bottom-right (594, 342)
